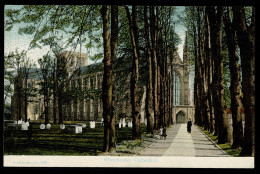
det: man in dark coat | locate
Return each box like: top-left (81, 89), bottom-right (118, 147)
top-left (187, 118), bottom-right (192, 133)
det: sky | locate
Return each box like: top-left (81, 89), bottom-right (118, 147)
top-left (4, 5), bottom-right (193, 104)
top-left (4, 5), bottom-right (186, 63)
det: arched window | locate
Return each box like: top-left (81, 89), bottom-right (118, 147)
top-left (173, 71), bottom-right (181, 105)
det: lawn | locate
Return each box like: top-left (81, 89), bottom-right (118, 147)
top-left (4, 122), bottom-right (147, 156)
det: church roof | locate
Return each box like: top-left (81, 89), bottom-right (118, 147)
top-left (78, 62), bottom-right (103, 75)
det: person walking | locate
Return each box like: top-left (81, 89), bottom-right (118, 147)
top-left (163, 126), bottom-right (167, 140)
top-left (187, 118), bottom-right (192, 133)
top-left (160, 126), bottom-right (163, 140)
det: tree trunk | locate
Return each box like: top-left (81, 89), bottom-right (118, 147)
top-left (16, 73), bottom-right (22, 120)
top-left (197, 7), bottom-right (209, 130)
top-left (53, 74), bottom-right (57, 124)
top-left (24, 78), bottom-right (28, 122)
top-left (204, 8), bottom-right (214, 134)
top-left (125, 5), bottom-right (141, 140)
top-left (170, 64), bottom-right (174, 124)
top-left (58, 85), bottom-right (63, 124)
top-left (44, 79), bottom-right (49, 124)
top-left (101, 5), bottom-right (114, 152)
top-left (233, 7), bottom-right (255, 156)
top-left (144, 6), bottom-right (154, 134)
top-left (223, 7), bottom-right (243, 149)
top-left (109, 5), bottom-right (118, 150)
top-left (149, 6), bottom-right (160, 130)
top-left (192, 22), bottom-right (202, 126)
top-left (207, 6), bottom-right (230, 143)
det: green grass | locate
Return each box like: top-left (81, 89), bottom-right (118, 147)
top-left (4, 122), bottom-right (147, 156)
top-left (200, 127), bottom-right (242, 157)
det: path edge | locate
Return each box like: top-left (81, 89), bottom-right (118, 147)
top-left (195, 125), bottom-right (230, 157)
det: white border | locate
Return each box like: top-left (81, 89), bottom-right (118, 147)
top-left (4, 155), bottom-right (254, 168)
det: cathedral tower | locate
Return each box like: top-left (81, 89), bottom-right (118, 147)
top-left (183, 32), bottom-right (190, 105)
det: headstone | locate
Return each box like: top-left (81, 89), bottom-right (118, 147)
top-left (46, 123), bottom-right (51, 129)
top-left (25, 122), bottom-right (30, 127)
top-left (68, 125), bottom-right (82, 133)
top-left (21, 123), bottom-right (28, 130)
top-left (145, 118), bottom-right (147, 125)
top-left (60, 124), bottom-right (66, 129)
top-left (119, 122), bottom-right (121, 128)
top-left (101, 118), bottom-right (104, 126)
top-left (128, 121), bottom-right (132, 128)
top-left (122, 118), bottom-right (126, 127)
top-left (90, 121), bottom-right (95, 128)
top-left (75, 126), bottom-right (82, 133)
top-left (40, 124), bottom-right (45, 129)
top-left (76, 123), bottom-right (86, 128)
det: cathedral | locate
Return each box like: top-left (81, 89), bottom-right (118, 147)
top-left (10, 35), bottom-right (194, 124)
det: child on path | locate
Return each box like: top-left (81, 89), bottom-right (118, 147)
top-left (163, 127), bottom-right (167, 140)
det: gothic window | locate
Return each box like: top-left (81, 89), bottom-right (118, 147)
top-left (33, 105), bottom-right (38, 114)
top-left (90, 78), bottom-right (94, 88)
top-left (173, 71), bottom-right (181, 105)
top-left (77, 79), bottom-right (81, 89)
top-left (84, 78), bottom-right (87, 89)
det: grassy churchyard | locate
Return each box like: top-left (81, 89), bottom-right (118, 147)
top-left (4, 121), bottom-right (148, 156)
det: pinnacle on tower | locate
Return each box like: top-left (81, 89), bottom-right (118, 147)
top-left (183, 31), bottom-right (189, 65)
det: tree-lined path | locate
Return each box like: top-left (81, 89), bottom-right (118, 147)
top-left (137, 124), bottom-right (229, 157)
top-left (4, 5), bottom-right (254, 157)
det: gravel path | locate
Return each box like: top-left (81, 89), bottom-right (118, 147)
top-left (137, 124), bottom-right (230, 157)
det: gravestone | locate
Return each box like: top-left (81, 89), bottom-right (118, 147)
top-left (75, 126), bottom-right (82, 133)
top-left (16, 120), bottom-right (22, 124)
top-left (25, 122), bottom-right (30, 127)
top-left (119, 122), bottom-right (121, 128)
top-left (90, 121), bottom-right (95, 128)
top-left (145, 118), bottom-right (147, 125)
top-left (101, 118), bottom-right (104, 126)
top-left (128, 121), bottom-right (132, 128)
top-left (21, 123), bottom-right (28, 130)
top-left (40, 124), bottom-right (45, 129)
top-left (46, 123), bottom-right (51, 129)
top-left (60, 124), bottom-right (66, 129)
top-left (122, 118), bottom-right (126, 127)
top-left (67, 125), bottom-right (82, 133)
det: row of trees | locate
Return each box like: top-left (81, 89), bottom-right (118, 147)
top-left (101, 5), bottom-right (180, 151)
top-left (185, 6), bottom-right (254, 156)
top-left (5, 5), bottom-right (180, 153)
